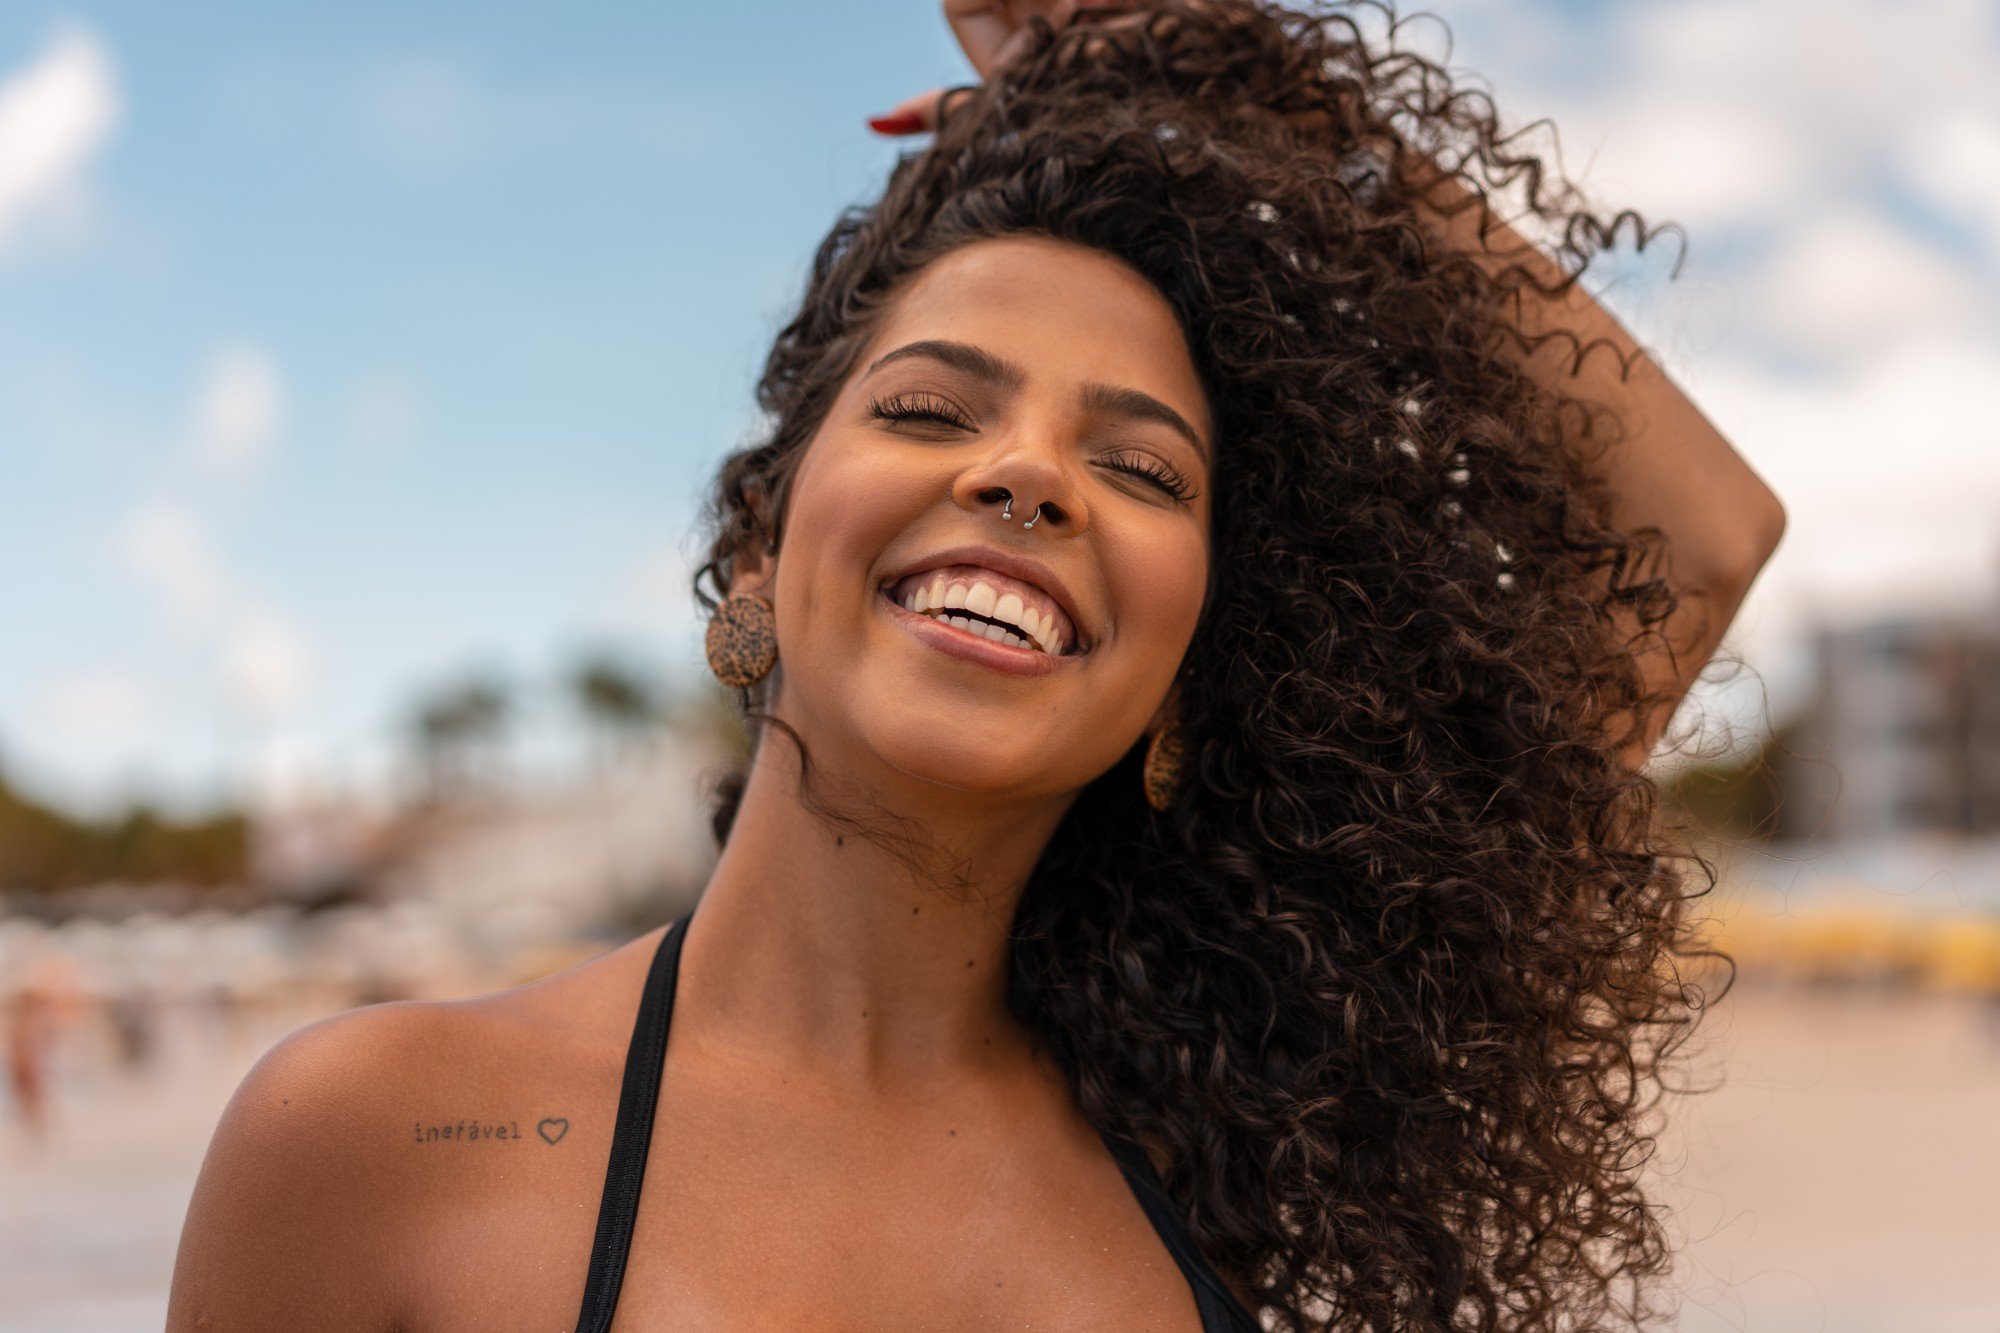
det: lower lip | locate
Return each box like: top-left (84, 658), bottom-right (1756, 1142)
top-left (878, 586), bottom-right (1083, 678)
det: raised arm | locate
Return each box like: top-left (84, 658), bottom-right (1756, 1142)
top-left (1402, 158), bottom-right (1787, 771)
top-left (867, 2), bottom-right (1788, 773)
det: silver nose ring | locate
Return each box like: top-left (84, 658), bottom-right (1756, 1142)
top-left (998, 492), bottom-right (1043, 528)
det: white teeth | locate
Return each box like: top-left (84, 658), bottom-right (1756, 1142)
top-left (897, 592), bottom-right (1049, 654)
top-left (894, 573), bottom-right (1070, 656)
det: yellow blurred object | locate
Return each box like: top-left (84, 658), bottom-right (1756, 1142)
top-left (1693, 892), bottom-right (2000, 995)
top-left (1917, 918), bottom-right (2000, 994)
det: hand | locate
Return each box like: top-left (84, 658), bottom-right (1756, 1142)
top-left (867, 1), bottom-right (1151, 136)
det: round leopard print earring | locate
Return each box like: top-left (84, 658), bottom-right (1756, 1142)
top-left (1142, 716), bottom-right (1185, 812)
top-left (705, 590), bottom-right (778, 688)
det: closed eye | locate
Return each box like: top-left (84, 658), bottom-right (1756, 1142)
top-left (1103, 453), bottom-right (1197, 501)
top-left (870, 393), bottom-right (1198, 504)
top-left (868, 392), bottom-right (974, 431)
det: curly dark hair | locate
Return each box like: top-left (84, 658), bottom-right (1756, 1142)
top-left (688, 2), bottom-right (1727, 1328)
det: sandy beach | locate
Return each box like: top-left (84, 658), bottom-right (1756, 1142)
top-left (1652, 979), bottom-right (2000, 1332)
top-left (4, 976), bottom-right (1998, 1331)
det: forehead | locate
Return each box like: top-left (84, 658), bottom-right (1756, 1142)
top-left (865, 235), bottom-right (1211, 436)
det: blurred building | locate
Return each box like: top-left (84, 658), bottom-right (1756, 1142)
top-left (248, 790), bottom-right (410, 909)
top-left (372, 728), bottom-right (726, 962)
top-left (1783, 609), bottom-right (2000, 841)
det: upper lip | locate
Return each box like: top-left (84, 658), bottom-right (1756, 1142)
top-left (881, 543), bottom-right (1091, 654)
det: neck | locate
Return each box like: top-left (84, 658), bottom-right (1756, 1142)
top-left (673, 730), bottom-right (1078, 1092)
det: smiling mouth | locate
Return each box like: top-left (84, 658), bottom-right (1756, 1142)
top-left (881, 559), bottom-right (1094, 654)
top-left (875, 583), bottom-right (1089, 664)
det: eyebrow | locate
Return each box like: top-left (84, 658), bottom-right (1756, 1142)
top-left (863, 338), bottom-right (1210, 466)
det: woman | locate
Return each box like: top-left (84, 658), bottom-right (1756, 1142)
top-left (168, 2), bottom-right (1785, 1329)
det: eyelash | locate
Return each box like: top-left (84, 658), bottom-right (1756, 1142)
top-left (866, 392), bottom-right (1198, 502)
top-left (868, 391), bottom-right (973, 431)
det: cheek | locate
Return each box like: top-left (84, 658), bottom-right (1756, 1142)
top-left (1108, 533), bottom-right (1209, 647)
top-left (777, 441), bottom-right (923, 607)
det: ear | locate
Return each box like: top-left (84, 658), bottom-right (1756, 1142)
top-left (727, 536), bottom-right (777, 601)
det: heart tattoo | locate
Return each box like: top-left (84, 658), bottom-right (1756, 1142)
top-left (410, 1116), bottom-right (575, 1146)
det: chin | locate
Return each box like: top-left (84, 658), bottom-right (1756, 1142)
top-left (842, 709), bottom-right (1062, 799)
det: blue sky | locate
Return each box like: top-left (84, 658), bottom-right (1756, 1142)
top-left (0, 2), bottom-right (968, 813)
top-left (4, 0), bottom-right (1997, 816)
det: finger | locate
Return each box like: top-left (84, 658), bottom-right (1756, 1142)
top-left (867, 86), bottom-right (949, 136)
top-left (942, 0), bottom-right (1022, 76)
top-left (947, 1), bottom-right (1083, 78)
top-left (872, 0), bottom-right (1145, 135)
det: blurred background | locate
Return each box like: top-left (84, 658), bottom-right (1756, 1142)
top-left (1, 1), bottom-right (1996, 1329)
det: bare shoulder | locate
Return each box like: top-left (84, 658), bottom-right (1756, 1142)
top-left (166, 927), bottom-right (668, 1333)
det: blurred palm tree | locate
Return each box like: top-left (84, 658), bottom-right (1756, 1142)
top-left (672, 679), bottom-right (754, 766)
top-left (0, 754), bottom-right (246, 893)
top-left (409, 675), bottom-right (512, 802)
top-left (1663, 715), bottom-right (1801, 842)
top-left (566, 653), bottom-right (663, 770)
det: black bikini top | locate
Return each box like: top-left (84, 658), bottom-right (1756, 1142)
top-left (571, 909), bottom-right (1261, 1331)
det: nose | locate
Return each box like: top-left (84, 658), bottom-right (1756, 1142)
top-left (950, 429), bottom-right (1087, 535)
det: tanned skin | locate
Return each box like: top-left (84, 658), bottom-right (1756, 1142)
top-left (169, 238), bottom-right (1223, 1331)
top-left (168, 4), bottom-right (1783, 1327)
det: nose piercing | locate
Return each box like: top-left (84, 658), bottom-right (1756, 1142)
top-left (998, 490), bottom-right (1044, 528)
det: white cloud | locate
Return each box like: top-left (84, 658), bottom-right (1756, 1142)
top-left (1606, 0), bottom-right (1994, 167)
top-left (0, 22), bottom-right (120, 255)
top-left (1446, 0), bottom-right (2000, 261)
top-left (122, 501), bottom-right (228, 629)
top-left (223, 614), bottom-right (312, 721)
top-left (1901, 111), bottom-right (2000, 261)
top-left (112, 342), bottom-right (321, 797)
top-left (1694, 332), bottom-right (2000, 671)
top-left (36, 670), bottom-right (153, 746)
top-left (121, 504), bottom-right (318, 726)
top-left (1431, 0), bottom-right (2000, 721)
top-left (1744, 209), bottom-right (1987, 368)
top-left (1577, 93), bottom-right (1807, 237)
top-left (191, 344), bottom-right (286, 471)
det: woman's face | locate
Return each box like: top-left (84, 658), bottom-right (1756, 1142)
top-left (747, 234), bottom-right (1213, 807)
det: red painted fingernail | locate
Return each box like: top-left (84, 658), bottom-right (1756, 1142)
top-left (867, 111), bottom-right (926, 135)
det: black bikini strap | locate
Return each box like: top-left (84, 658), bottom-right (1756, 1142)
top-left (1097, 1127), bottom-right (1262, 1331)
top-left (573, 911), bottom-right (693, 1333)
